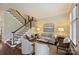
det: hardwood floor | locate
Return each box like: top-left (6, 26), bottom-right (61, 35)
top-left (0, 41), bottom-right (21, 55)
top-left (49, 44), bottom-right (66, 55)
top-left (0, 40), bottom-right (70, 55)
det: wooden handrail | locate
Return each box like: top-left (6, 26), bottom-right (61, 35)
top-left (12, 18), bottom-right (34, 33)
top-left (12, 24), bottom-right (25, 33)
top-left (12, 19), bottom-right (32, 33)
top-left (11, 10), bottom-right (34, 33)
top-left (16, 10), bottom-right (26, 24)
top-left (11, 20), bottom-right (31, 45)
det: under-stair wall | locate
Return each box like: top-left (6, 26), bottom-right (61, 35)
top-left (2, 11), bottom-right (23, 43)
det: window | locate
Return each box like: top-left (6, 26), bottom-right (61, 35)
top-left (70, 4), bottom-right (77, 45)
top-left (72, 5), bottom-right (77, 20)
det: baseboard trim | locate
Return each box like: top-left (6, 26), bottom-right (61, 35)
top-left (6, 42), bottom-right (16, 47)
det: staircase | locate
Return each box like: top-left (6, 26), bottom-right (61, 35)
top-left (6, 8), bottom-right (35, 47)
top-left (6, 26), bottom-right (29, 47)
top-left (13, 26), bottom-right (29, 45)
top-left (7, 8), bottom-right (26, 25)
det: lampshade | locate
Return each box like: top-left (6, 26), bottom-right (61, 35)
top-left (36, 27), bottom-right (41, 31)
top-left (58, 28), bottom-right (64, 32)
top-left (36, 27), bottom-right (41, 32)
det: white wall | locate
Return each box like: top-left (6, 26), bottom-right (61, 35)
top-left (0, 16), bottom-right (2, 35)
top-left (36, 13), bottom-right (70, 37)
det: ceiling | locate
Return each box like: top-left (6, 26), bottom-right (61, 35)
top-left (0, 3), bottom-right (72, 19)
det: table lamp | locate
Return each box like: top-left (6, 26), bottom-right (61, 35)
top-left (58, 27), bottom-right (64, 36)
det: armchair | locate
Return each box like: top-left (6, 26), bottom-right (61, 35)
top-left (56, 36), bottom-right (71, 54)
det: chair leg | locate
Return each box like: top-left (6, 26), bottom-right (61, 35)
top-left (66, 48), bottom-right (71, 55)
top-left (57, 47), bottom-right (58, 54)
